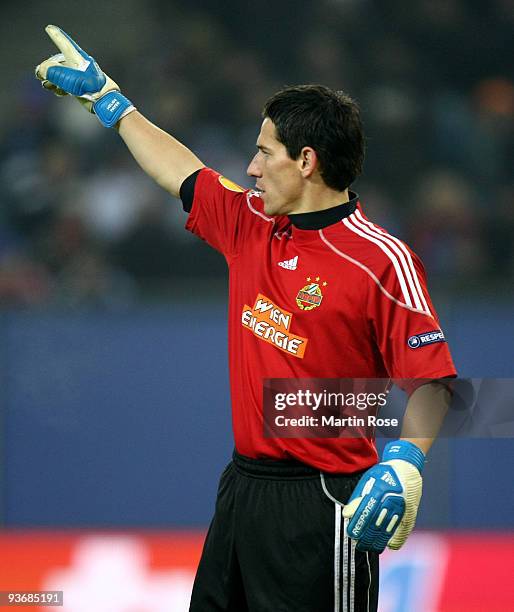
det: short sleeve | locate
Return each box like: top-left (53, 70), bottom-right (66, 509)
top-left (184, 167), bottom-right (270, 261)
top-left (367, 250), bottom-right (457, 384)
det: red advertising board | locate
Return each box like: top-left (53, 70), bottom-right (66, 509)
top-left (0, 531), bottom-right (513, 611)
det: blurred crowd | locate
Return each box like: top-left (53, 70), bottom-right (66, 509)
top-left (0, 0), bottom-right (513, 307)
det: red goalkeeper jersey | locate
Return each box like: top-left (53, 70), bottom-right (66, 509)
top-left (184, 168), bottom-right (456, 473)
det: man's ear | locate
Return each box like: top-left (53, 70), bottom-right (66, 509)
top-left (298, 146), bottom-right (318, 178)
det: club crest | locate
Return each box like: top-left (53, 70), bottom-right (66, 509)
top-left (296, 276), bottom-right (327, 311)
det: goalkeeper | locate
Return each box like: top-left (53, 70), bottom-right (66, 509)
top-left (36, 25), bottom-right (456, 612)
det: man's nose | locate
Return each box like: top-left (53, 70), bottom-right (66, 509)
top-left (247, 155), bottom-right (261, 177)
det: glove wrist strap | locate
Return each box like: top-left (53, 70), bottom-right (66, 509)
top-left (383, 440), bottom-right (425, 473)
top-left (93, 91), bottom-right (135, 128)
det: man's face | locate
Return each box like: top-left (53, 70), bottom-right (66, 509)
top-left (247, 118), bottom-right (303, 216)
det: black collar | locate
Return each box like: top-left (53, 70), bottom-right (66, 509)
top-left (287, 192), bottom-right (358, 230)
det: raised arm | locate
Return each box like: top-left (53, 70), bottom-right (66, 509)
top-left (116, 112), bottom-right (204, 197)
top-left (35, 25), bottom-right (204, 197)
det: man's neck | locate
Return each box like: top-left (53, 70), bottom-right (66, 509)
top-left (289, 185), bottom-right (350, 214)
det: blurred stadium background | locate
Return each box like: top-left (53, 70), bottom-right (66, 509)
top-left (0, 1), bottom-right (513, 610)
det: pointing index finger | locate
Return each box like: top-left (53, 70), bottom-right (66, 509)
top-left (45, 24), bottom-right (90, 68)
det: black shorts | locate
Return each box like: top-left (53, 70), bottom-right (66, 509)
top-left (190, 451), bottom-right (379, 612)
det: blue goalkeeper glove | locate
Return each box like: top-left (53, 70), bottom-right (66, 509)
top-left (35, 25), bottom-right (136, 128)
top-left (342, 440), bottom-right (424, 553)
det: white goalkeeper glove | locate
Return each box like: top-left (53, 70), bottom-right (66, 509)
top-left (343, 440), bottom-right (424, 553)
top-left (35, 25), bottom-right (136, 128)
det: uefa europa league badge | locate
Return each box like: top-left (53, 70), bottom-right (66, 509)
top-left (296, 276), bottom-right (327, 311)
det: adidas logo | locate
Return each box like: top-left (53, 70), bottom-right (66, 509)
top-left (278, 256), bottom-right (298, 270)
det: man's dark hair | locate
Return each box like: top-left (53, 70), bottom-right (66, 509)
top-left (262, 84), bottom-right (365, 191)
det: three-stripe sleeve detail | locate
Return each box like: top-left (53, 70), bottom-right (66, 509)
top-left (343, 213), bottom-right (431, 316)
top-left (343, 216), bottom-right (414, 308)
top-left (353, 210), bottom-right (432, 316)
top-left (319, 226), bottom-right (432, 317)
